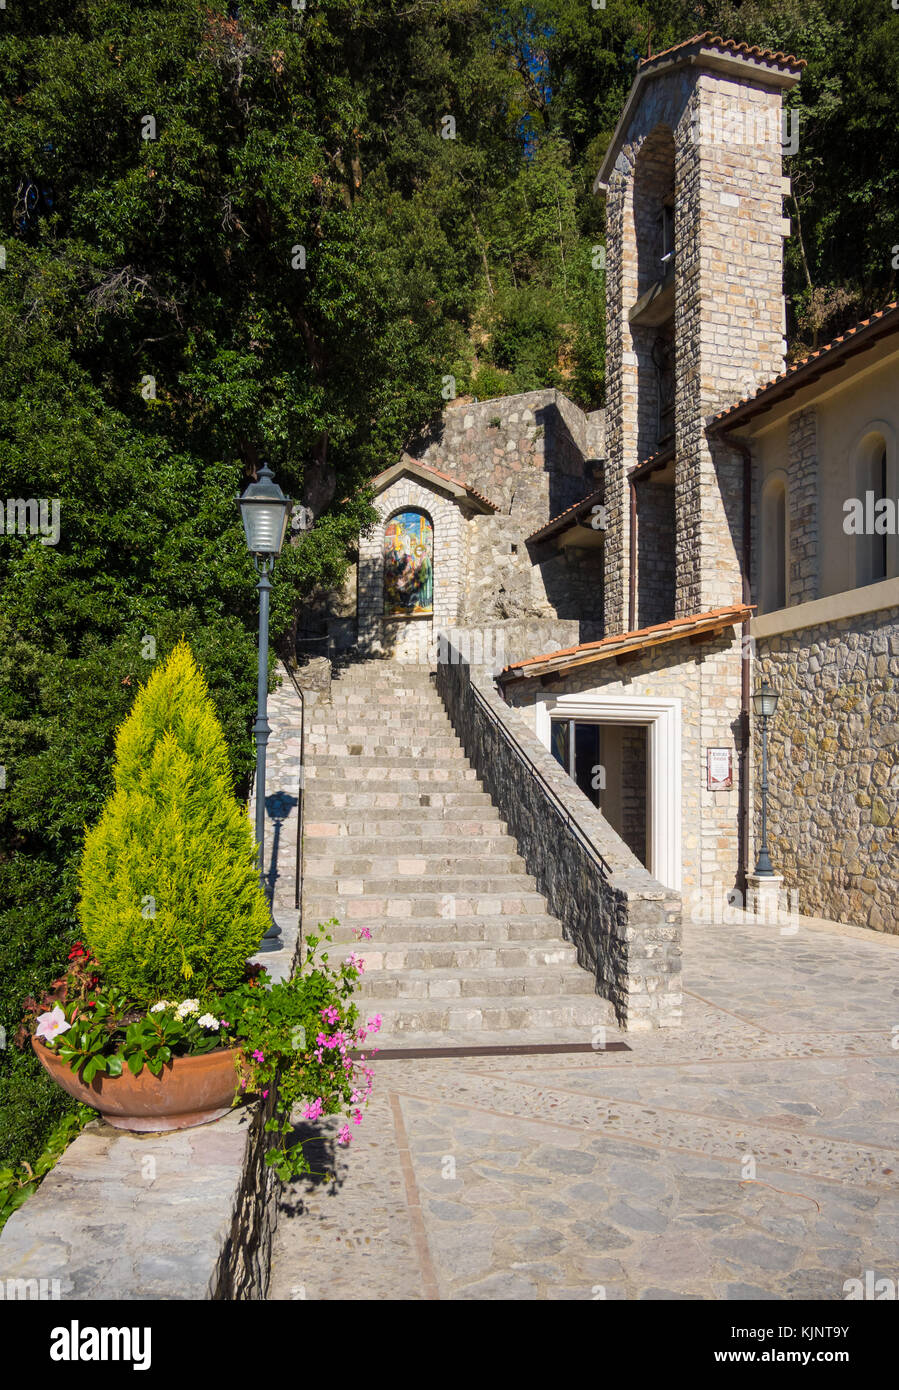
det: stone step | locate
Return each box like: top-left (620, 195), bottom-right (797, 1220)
top-left (325, 698), bottom-right (442, 713)
top-left (302, 851), bottom-right (522, 876)
top-left (360, 938), bottom-right (579, 970)
top-left (305, 726), bottom-right (458, 743)
top-left (303, 871), bottom-right (537, 896)
top-left (330, 678), bottom-right (439, 695)
top-left (303, 766), bottom-right (480, 785)
top-left (302, 752), bottom-right (472, 770)
top-left (355, 966), bottom-right (594, 1000)
top-left (357, 993), bottom-right (617, 1037)
top-left (304, 790), bottom-right (495, 810)
top-left (304, 811), bottom-right (507, 833)
top-left (302, 889), bottom-right (550, 920)
top-left (303, 835), bottom-right (518, 857)
top-left (312, 914), bottom-right (569, 943)
top-left (312, 697), bottom-right (446, 710)
top-left (304, 721), bottom-right (454, 739)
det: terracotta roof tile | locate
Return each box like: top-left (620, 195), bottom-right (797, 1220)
top-left (525, 485), bottom-right (605, 542)
top-left (501, 605), bottom-right (752, 677)
top-left (712, 300), bottom-right (899, 426)
top-left (370, 457), bottom-right (497, 511)
top-left (640, 32), bottom-right (805, 72)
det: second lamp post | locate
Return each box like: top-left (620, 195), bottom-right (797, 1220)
top-left (752, 680), bottom-right (779, 878)
top-left (237, 463), bottom-right (292, 943)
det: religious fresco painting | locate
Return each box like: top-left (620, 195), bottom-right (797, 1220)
top-left (383, 510), bottom-right (434, 616)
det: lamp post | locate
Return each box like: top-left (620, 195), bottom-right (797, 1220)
top-left (751, 681), bottom-right (779, 877)
top-left (237, 463), bottom-right (292, 941)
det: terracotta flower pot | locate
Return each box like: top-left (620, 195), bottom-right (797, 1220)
top-left (32, 1035), bottom-right (248, 1132)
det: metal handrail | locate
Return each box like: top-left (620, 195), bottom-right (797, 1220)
top-left (469, 681), bottom-right (612, 881)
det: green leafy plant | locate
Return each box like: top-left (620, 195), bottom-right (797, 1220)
top-left (77, 640), bottom-right (270, 1002)
top-left (26, 926), bottom-right (378, 1180)
top-left (0, 1106), bottom-right (93, 1234)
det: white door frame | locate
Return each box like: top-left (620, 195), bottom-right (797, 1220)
top-left (535, 692), bottom-right (682, 891)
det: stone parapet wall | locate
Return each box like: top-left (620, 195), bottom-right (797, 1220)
top-left (0, 1099), bottom-right (278, 1300)
top-left (436, 644), bottom-right (682, 1030)
top-left (756, 608), bottom-right (899, 932)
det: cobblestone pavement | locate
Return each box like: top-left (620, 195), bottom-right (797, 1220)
top-left (268, 913), bottom-right (899, 1300)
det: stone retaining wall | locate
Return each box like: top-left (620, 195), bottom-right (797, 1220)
top-left (436, 645), bottom-right (682, 1029)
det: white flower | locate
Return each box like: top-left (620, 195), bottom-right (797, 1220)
top-left (197, 1013), bottom-right (220, 1031)
top-left (175, 998), bottom-right (200, 1019)
top-left (149, 1001), bottom-right (171, 1013)
top-left (35, 1006), bottom-right (71, 1042)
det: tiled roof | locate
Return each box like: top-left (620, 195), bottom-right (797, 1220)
top-left (369, 457), bottom-right (497, 512)
top-left (526, 485), bottom-right (605, 543)
top-left (640, 32), bottom-right (805, 73)
top-left (500, 605), bottom-right (752, 680)
top-left (711, 301), bottom-right (899, 429)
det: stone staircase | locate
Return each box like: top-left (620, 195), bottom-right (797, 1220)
top-left (301, 659), bottom-right (617, 1046)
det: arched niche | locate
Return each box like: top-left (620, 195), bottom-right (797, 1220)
top-left (382, 508), bottom-right (434, 617)
top-left (852, 423), bottom-right (896, 587)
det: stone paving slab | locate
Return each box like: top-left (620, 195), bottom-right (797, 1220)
top-left (268, 914), bottom-right (899, 1301)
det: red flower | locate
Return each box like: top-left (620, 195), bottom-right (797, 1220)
top-left (68, 942), bottom-right (86, 961)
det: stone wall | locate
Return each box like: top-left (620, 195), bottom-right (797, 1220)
top-left (506, 628), bottom-right (744, 897)
top-left (414, 390), bottom-right (604, 526)
top-left (788, 406), bottom-right (819, 606)
top-left (350, 390), bottom-right (607, 657)
top-left (756, 607), bottom-right (899, 932)
top-left (436, 643), bottom-right (682, 1030)
top-left (0, 1099), bottom-right (279, 1300)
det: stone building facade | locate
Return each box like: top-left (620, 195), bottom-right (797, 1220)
top-left (338, 34), bottom-right (898, 934)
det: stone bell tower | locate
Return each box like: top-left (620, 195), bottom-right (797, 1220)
top-left (595, 34), bottom-right (805, 632)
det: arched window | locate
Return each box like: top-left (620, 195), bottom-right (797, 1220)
top-left (383, 510), bottom-right (433, 616)
top-left (761, 474), bottom-right (788, 612)
top-left (855, 435), bottom-right (889, 587)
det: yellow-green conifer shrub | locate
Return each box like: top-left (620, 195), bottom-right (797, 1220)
top-left (78, 640), bottom-right (269, 1001)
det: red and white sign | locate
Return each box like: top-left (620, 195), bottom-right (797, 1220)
top-left (707, 747), bottom-right (733, 791)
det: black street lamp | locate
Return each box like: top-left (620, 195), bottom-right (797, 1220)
top-left (751, 681), bottom-right (779, 878)
top-left (237, 463), bottom-right (292, 942)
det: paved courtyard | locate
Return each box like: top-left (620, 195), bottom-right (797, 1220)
top-left (268, 913), bottom-right (899, 1300)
